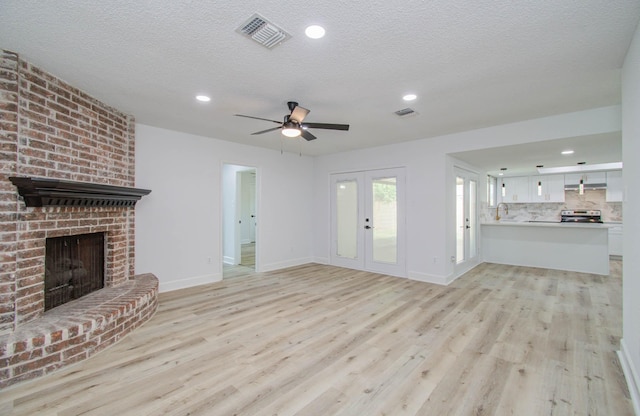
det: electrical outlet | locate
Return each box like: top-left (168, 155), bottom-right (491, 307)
top-left (207, 257), bottom-right (212, 264)
top-left (450, 256), bottom-right (456, 263)
top-left (433, 257), bottom-right (437, 264)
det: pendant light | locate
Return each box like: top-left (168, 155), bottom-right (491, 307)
top-left (537, 181), bottom-right (542, 196)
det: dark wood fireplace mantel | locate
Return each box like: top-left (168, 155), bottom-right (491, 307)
top-left (9, 177), bottom-right (151, 207)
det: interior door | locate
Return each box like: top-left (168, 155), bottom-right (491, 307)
top-left (330, 168), bottom-right (406, 277)
top-left (240, 170), bottom-right (256, 243)
top-left (454, 167), bottom-right (478, 272)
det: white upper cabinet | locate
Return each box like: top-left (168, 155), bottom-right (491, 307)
top-left (606, 171), bottom-right (623, 202)
top-left (564, 172), bottom-right (607, 185)
top-left (530, 174), bottom-right (565, 202)
top-left (496, 171), bottom-right (620, 204)
top-left (499, 176), bottom-right (530, 202)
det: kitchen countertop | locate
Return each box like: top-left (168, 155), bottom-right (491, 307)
top-left (481, 220), bottom-right (611, 229)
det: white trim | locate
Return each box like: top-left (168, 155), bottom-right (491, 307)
top-left (159, 273), bottom-right (222, 293)
top-left (408, 261), bottom-right (481, 286)
top-left (619, 339), bottom-right (640, 415)
top-left (453, 260), bottom-right (481, 280)
top-left (223, 256), bottom-right (235, 265)
top-left (313, 256), bottom-right (329, 265)
top-left (260, 257), bottom-right (314, 273)
top-left (408, 271), bottom-right (454, 286)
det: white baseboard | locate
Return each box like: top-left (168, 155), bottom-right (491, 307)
top-left (223, 256), bottom-right (236, 265)
top-left (260, 257), bottom-right (314, 273)
top-left (619, 338), bottom-right (640, 415)
top-left (408, 271), bottom-right (454, 286)
top-left (159, 272), bottom-right (222, 293)
top-left (312, 256), bottom-right (329, 265)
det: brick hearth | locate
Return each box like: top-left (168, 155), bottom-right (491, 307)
top-left (0, 49), bottom-right (158, 387)
top-left (0, 274), bottom-right (157, 388)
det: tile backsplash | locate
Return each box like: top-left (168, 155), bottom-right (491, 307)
top-left (482, 189), bottom-right (622, 223)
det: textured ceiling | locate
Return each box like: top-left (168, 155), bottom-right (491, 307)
top-left (1, 1), bottom-right (639, 159)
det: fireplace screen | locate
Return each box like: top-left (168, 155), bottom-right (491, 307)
top-left (44, 232), bottom-right (105, 311)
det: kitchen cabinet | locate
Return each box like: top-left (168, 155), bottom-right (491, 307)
top-left (565, 172), bottom-right (607, 185)
top-left (608, 224), bottom-right (623, 256)
top-left (499, 176), bottom-right (530, 203)
top-left (530, 174), bottom-right (565, 202)
top-left (606, 171), bottom-right (623, 202)
top-left (481, 222), bottom-right (609, 275)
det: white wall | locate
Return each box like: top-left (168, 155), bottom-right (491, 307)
top-left (135, 124), bottom-right (314, 292)
top-left (621, 20), bottom-right (640, 414)
top-left (313, 106), bottom-right (621, 284)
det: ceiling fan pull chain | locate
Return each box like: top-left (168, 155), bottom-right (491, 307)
top-left (280, 135), bottom-right (283, 155)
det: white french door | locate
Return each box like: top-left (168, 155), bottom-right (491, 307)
top-left (454, 167), bottom-right (478, 273)
top-left (330, 168), bottom-right (406, 277)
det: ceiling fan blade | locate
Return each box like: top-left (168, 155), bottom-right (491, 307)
top-left (235, 114), bottom-right (282, 124)
top-left (300, 129), bottom-right (317, 141)
top-left (251, 126), bottom-right (282, 135)
top-left (290, 105), bottom-right (310, 123)
top-left (302, 122), bottom-right (350, 131)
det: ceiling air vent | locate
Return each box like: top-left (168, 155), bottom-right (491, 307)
top-left (236, 13), bottom-right (291, 49)
top-left (394, 108), bottom-right (418, 117)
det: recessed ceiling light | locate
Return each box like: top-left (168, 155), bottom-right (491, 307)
top-left (561, 150), bottom-right (574, 155)
top-left (403, 93), bottom-right (417, 101)
top-left (195, 95), bottom-right (211, 102)
top-left (305, 25), bottom-right (325, 39)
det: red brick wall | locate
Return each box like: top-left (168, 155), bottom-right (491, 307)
top-left (0, 49), bottom-right (137, 335)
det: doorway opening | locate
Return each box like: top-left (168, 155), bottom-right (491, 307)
top-left (223, 164), bottom-right (258, 279)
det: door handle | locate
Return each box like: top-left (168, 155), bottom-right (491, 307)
top-left (466, 225), bottom-right (470, 229)
top-left (365, 225), bottom-right (372, 229)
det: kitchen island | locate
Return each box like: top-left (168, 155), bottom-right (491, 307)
top-left (480, 221), bottom-right (610, 275)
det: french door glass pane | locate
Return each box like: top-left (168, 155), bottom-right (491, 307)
top-left (469, 179), bottom-right (477, 258)
top-left (372, 177), bottom-right (397, 264)
top-left (336, 180), bottom-right (358, 259)
top-left (456, 176), bottom-right (464, 263)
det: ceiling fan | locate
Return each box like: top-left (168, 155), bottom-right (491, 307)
top-left (235, 101), bottom-right (349, 141)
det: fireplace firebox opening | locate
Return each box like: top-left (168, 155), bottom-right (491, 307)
top-left (44, 232), bottom-right (105, 311)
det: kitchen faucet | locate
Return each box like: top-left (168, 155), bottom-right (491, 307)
top-left (495, 202), bottom-right (509, 221)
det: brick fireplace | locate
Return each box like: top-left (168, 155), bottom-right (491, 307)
top-left (0, 50), bottom-right (158, 387)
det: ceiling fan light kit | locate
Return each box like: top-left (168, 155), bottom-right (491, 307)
top-left (235, 101), bottom-right (349, 142)
top-left (282, 121), bottom-right (302, 138)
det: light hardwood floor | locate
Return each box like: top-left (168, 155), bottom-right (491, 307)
top-left (0, 261), bottom-right (633, 415)
top-left (223, 243), bottom-right (256, 279)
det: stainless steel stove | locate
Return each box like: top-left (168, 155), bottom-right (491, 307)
top-left (560, 209), bottom-right (603, 223)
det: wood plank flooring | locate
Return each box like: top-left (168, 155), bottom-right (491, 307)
top-left (0, 261), bottom-right (633, 415)
top-left (224, 243), bottom-right (256, 279)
